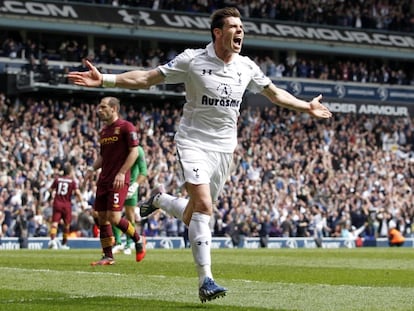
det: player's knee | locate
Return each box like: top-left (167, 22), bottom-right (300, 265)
top-left (108, 213), bottom-right (121, 225)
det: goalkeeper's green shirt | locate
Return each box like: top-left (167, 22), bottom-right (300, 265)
top-left (130, 146), bottom-right (147, 183)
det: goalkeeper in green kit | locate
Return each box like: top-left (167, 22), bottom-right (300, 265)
top-left (112, 145), bottom-right (147, 255)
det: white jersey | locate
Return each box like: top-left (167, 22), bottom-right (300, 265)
top-left (158, 42), bottom-right (271, 153)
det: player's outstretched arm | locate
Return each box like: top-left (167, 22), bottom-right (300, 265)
top-left (262, 83), bottom-right (332, 119)
top-left (67, 60), bottom-right (165, 89)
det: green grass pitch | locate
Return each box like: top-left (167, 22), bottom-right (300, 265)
top-left (1, 248), bottom-right (413, 311)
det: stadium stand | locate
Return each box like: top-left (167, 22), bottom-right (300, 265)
top-left (0, 0), bottom-right (413, 244)
top-left (47, 0), bottom-right (414, 34)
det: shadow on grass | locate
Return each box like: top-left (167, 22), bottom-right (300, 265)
top-left (1, 289), bottom-right (293, 311)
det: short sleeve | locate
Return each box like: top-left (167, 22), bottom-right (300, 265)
top-left (246, 58), bottom-right (272, 94)
top-left (158, 49), bottom-right (195, 84)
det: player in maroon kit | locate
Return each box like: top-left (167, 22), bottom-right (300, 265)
top-left (86, 96), bottom-right (146, 265)
top-left (48, 163), bottom-right (83, 250)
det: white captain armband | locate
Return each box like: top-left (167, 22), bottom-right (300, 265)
top-left (102, 74), bottom-right (117, 88)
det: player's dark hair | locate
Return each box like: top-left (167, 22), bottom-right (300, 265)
top-left (210, 7), bottom-right (241, 42)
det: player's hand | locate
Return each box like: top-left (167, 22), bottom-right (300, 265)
top-left (127, 182), bottom-right (138, 199)
top-left (67, 60), bottom-right (102, 87)
top-left (309, 94), bottom-right (332, 119)
top-left (113, 172), bottom-right (125, 190)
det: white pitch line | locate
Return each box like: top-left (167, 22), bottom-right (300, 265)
top-left (0, 266), bottom-right (169, 279)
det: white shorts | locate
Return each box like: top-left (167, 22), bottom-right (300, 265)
top-left (176, 145), bottom-right (233, 202)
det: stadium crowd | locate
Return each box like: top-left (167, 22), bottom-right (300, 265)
top-left (63, 0), bottom-right (414, 33)
top-left (1, 1), bottom-right (413, 85)
top-left (0, 92), bottom-right (413, 247)
top-left (1, 40), bottom-right (412, 86)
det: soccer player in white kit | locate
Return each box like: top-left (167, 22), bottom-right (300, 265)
top-left (68, 7), bottom-right (332, 302)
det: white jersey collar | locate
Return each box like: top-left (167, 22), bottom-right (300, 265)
top-left (206, 42), bottom-right (216, 58)
top-left (206, 42), bottom-right (238, 64)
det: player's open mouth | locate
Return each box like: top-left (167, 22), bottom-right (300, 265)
top-left (234, 38), bottom-right (242, 47)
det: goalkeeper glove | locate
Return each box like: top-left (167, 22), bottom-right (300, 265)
top-left (127, 182), bottom-right (138, 199)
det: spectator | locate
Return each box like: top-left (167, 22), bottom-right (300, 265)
top-left (37, 56), bottom-right (52, 83)
top-left (76, 207), bottom-right (95, 237)
top-left (388, 220), bottom-right (405, 246)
